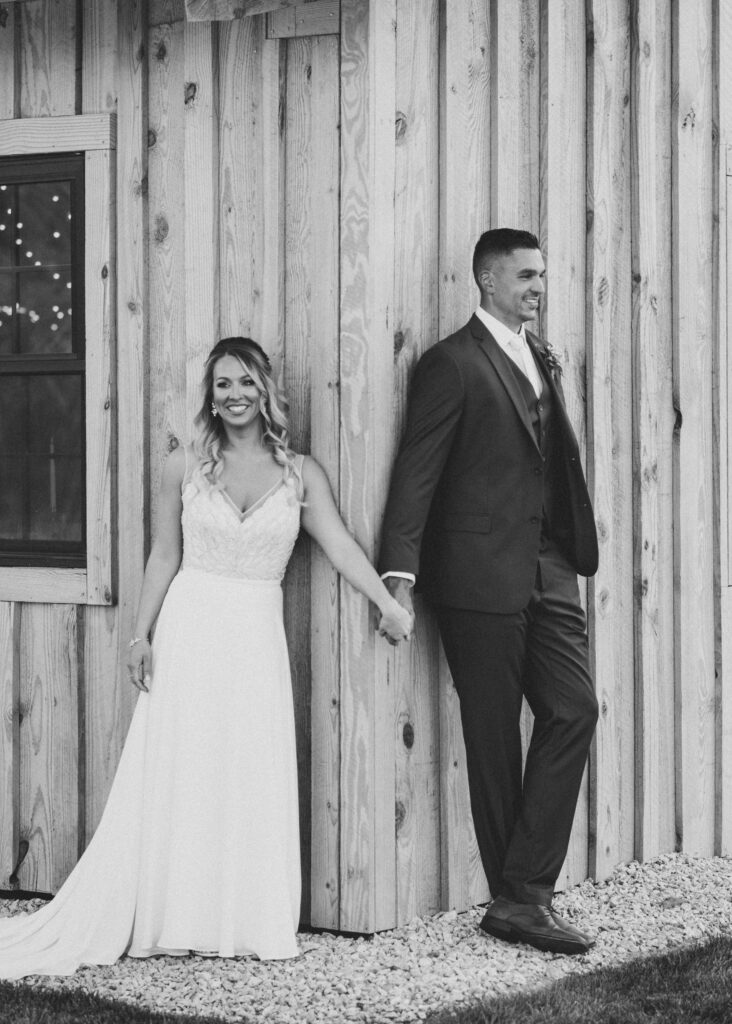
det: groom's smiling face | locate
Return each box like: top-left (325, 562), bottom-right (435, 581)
top-left (479, 248), bottom-right (546, 331)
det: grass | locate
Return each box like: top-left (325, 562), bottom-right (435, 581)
top-left (0, 984), bottom-right (242, 1024)
top-left (0, 938), bottom-right (730, 1023)
top-left (426, 936), bottom-right (732, 1024)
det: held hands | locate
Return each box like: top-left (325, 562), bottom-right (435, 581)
top-left (126, 638), bottom-right (152, 693)
top-left (378, 577), bottom-right (415, 646)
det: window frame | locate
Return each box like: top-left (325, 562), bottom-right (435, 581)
top-left (0, 114), bottom-right (116, 604)
top-left (0, 151), bottom-right (87, 568)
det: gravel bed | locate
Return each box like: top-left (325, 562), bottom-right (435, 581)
top-left (2, 852), bottom-right (732, 1023)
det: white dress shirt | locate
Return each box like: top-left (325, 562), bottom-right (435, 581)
top-left (382, 309), bottom-right (543, 585)
top-left (474, 307), bottom-right (543, 398)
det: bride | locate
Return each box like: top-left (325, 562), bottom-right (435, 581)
top-left (0, 336), bottom-right (413, 979)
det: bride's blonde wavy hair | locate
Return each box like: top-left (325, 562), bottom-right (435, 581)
top-left (192, 337), bottom-right (304, 500)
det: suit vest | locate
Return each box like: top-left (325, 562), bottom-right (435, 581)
top-left (504, 356), bottom-right (560, 539)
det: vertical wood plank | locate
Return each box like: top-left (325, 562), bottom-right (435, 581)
top-left (281, 33), bottom-right (314, 929)
top-left (18, 605), bottom-right (79, 892)
top-left (281, 34), bottom-right (341, 930)
top-left (184, 20), bottom-right (218, 425)
top-left (541, 0), bottom-right (590, 891)
top-left (586, 0), bottom-right (635, 879)
top-left (19, 0), bottom-right (77, 117)
top-left (393, 0), bottom-right (441, 925)
top-left (672, 0), bottom-right (715, 856)
top-left (717, 2), bottom-right (732, 857)
top-left (630, 0), bottom-right (675, 861)
top-left (148, 18), bottom-right (187, 503)
top-left (106, 0), bottom-right (148, 832)
top-left (0, 3), bottom-right (17, 119)
top-left (218, 17), bottom-right (285, 353)
top-left (84, 147), bottom-right (116, 606)
top-left (438, 0), bottom-right (491, 911)
top-left (81, 0), bottom-right (117, 113)
top-left (339, 0), bottom-right (396, 932)
top-left (82, 0), bottom-right (123, 840)
top-left (0, 603), bottom-right (19, 888)
top-left (490, 0), bottom-right (540, 232)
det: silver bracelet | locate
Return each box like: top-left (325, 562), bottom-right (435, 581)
top-left (128, 637), bottom-right (145, 649)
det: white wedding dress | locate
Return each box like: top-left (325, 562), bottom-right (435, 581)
top-left (0, 454), bottom-right (303, 979)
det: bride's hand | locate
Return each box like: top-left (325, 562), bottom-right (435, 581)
top-left (378, 598), bottom-right (414, 646)
top-left (126, 639), bottom-right (152, 692)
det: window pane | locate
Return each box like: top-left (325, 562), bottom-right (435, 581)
top-left (0, 185), bottom-right (14, 268)
top-left (0, 177), bottom-right (75, 356)
top-left (0, 374), bottom-right (84, 548)
top-left (4, 180), bottom-right (72, 269)
top-left (0, 268), bottom-right (73, 355)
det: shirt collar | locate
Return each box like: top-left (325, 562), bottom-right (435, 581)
top-left (475, 306), bottom-right (527, 352)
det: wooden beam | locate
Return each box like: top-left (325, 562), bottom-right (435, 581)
top-left (185, 0), bottom-right (302, 20)
top-left (267, 1), bottom-right (338, 37)
top-left (0, 113), bottom-right (115, 154)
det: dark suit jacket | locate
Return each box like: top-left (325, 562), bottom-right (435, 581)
top-left (377, 315), bottom-right (598, 614)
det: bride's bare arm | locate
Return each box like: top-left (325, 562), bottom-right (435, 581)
top-left (300, 456), bottom-right (413, 642)
top-left (126, 447), bottom-right (186, 690)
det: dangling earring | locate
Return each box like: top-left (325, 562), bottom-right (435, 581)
top-left (211, 401), bottom-right (218, 418)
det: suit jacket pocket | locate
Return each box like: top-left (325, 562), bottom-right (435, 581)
top-left (441, 512), bottom-right (493, 533)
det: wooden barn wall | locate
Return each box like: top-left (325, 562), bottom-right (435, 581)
top-left (0, 0), bottom-right (730, 937)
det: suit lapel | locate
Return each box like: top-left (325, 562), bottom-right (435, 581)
top-left (470, 315), bottom-right (541, 454)
top-left (525, 329), bottom-right (578, 448)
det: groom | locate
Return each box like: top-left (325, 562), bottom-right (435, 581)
top-left (378, 228), bottom-right (599, 955)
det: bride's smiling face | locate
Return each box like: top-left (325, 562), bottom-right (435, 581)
top-left (211, 354), bottom-right (262, 430)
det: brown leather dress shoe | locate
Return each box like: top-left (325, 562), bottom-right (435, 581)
top-left (480, 896), bottom-right (592, 955)
top-left (550, 909), bottom-right (595, 948)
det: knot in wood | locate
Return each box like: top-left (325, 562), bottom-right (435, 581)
top-left (395, 111), bottom-right (408, 141)
top-left (184, 82), bottom-right (197, 106)
top-left (155, 40), bottom-right (167, 62)
top-left (402, 721), bottom-right (415, 749)
top-left (682, 107), bottom-right (696, 130)
top-left (148, 128), bottom-right (157, 148)
top-left (168, 436), bottom-right (180, 452)
top-left (394, 330), bottom-right (405, 357)
top-left (596, 276), bottom-right (609, 307)
top-left (395, 800), bottom-right (406, 831)
top-left (154, 214), bottom-right (169, 244)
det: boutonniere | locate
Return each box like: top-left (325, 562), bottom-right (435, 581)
top-left (538, 342), bottom-right (563, 378)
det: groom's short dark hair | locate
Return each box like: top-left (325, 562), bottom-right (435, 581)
top-left (473, 228), bottom-right (541, 285)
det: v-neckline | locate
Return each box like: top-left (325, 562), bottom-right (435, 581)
top-left (219, 476), bottom-right (284, 523)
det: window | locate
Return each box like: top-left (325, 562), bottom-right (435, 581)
top-left (0, 114), bottom-right (115, 604)
top-left (0, 153), bottom-right (86, 567)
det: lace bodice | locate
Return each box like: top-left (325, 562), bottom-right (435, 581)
top-left (180, 458), bottom-right (302, 582)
